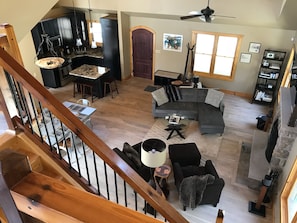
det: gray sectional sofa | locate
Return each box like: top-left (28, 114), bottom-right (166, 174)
top-left (152, 87), bottom-right (225, 135)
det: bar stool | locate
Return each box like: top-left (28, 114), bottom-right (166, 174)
top-left (82, 82), bottom-right (94, 102)
top-left (104, 77), bottom-right (119, 98)
top-left (73, 79), bottom-right (82, 98)
top-left (73, 79), bottom-right (94, 102)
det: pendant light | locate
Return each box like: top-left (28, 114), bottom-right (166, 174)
top-left (73, 0), bottom-right (82, 47)
top-left (88, 0), bottom-right (97, 48)
top-left (35, 21), bottom-right (64, 69)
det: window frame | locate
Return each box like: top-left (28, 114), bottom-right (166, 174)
top-left (191, 31), bottom-right (243, 81)
top-left (281, 157), bottom-right (297, 223)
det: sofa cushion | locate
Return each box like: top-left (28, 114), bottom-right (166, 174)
top-left (205, 89), bottom-right (224, 108)
top-left (151, 87), bottom-right (169, 106)
top-left (123, 142), bottom-right (142, 168)
top-left (198, 104), bottom-right (225, 134)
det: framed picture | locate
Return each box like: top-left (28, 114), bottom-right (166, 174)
top-left (249, 42), bottom-right (261, 53)
top-left (163, 33), bottom-right (183, 52)
top-left (240, 53), bottom-right (252, 63)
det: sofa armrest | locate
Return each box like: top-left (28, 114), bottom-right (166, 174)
top-left (132, 142), bottom-right (142, 154)
top-left (219, 101), bottom-right (225, 114)
top-left (205, 160), bottom-right (220, 179)
top-left (200, 177), bottom-right (225, 206)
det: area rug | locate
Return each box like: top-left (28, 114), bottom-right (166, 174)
top-left (144, 85), bottom-right (158, 92)
top-left (235, 141), bottom-right (261, 190)
top-left (143, 118), bottom-right (222, 159)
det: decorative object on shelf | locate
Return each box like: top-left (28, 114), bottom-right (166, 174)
top-left (249, 42), bottom-right (261, 53)
top-left (252, 49), bottom-right (286, 105)
top-left (88, 0), bottom-right (97, 49)
top-left (163, 33), bottom-right (183, 52)
top-left (34, 22), bottom-right (64, 69)
top-left (240, 53), bottom-right (251, 63)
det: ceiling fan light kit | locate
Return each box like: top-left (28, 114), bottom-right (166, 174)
top-left (181, 0), bottom-right (234, 23)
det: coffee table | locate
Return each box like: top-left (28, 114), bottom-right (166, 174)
top-left (165, 115), bottom-right (185, 140)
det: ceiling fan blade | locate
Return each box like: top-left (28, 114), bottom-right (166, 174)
top-left (214, 15), bottom-right (236, 19)
top-left (180, 14), bottom-right (202, 20)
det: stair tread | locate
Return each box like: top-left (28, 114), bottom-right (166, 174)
top-left (12, 172), bottom-right (163, 223)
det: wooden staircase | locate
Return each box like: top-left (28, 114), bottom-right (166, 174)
top-left (0, 131), bottom-right (164, 223)
top-left (0, 23), bottom-right (189, 223)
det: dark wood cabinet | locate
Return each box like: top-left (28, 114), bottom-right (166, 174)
top-left (71, 56), bottom-right (104, 69)
top-left (41, 61), bottom-right (74, 88)
top-left (100, 14), bottom-right (121, 80)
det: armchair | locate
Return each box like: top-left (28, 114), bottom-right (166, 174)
top-left (169, 143), bottom-right (225, 210)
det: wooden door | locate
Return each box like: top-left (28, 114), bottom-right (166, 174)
top-left (132, 28), bottom-right (154, 79)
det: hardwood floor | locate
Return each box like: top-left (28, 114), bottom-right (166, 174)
top-left (1, 77), bottom-right (273, 222)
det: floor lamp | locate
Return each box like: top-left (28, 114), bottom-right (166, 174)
top-left (141, 138), bottom-right (166, 215)
top-left (141, 138), bottom-right (166, 187)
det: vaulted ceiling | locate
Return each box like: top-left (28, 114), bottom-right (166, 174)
top-left (1, 0), bottom-right (297, 42)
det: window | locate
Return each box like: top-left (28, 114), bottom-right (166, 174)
top-left (192, 31), bottom-right (242, 81)
top-left (88, 21), bottom-right (103, 47)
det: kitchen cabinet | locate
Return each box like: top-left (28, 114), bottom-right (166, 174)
top-left (100, 14), bottom-right (121, 80)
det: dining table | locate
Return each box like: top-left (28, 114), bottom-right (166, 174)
top-left (69, 64), bottom-right (110, 98)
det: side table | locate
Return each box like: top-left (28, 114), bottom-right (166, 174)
top-left (154, 165), bottom-right (171, 198)
top-left (154, 165), bottom-right (171, 184)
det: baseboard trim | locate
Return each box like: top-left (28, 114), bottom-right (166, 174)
top-left (220, 89), bottom-right (252, 99)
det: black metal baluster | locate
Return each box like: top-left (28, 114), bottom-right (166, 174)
top-left (39, 104), bottom-right (53, 148)
top-left (16, 81), bottom-right (32, 125)
top-left (92, 151), bottom-right (101, 195)
top-left (59, 121), bottom-right (73, 165)
top-left (134, 191), bottom-right (138, 211)
top-left (28, 93), bottom-right (40, 135)
top-left (123, 180), bottom-right (128, 207)
top-left (104, 162), bottom-right (110, 200)
top-left (48, 112), bottom-right (61, 155)
top-left (5, 73), bottom-right (24, 125)
top-left (71, 132), bottom-right (82, 177)
top-left (114, 171), bottom-right (119, 203)
top-left (81, 142), bottom-right (91, 185)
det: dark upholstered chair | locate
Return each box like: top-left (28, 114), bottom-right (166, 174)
top-left (113, 142), bottom-right (151, 181)
top-left (169, 143), bottom-right (225, 210)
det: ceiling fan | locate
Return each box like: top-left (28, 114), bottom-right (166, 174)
top-left (180, 0), bottom-right (235, 23)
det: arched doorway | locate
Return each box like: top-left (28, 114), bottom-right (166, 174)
top-left (130, 26), bottom-right (155, 79)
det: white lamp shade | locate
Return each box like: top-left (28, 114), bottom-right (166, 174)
top-left (141, 138), bottom-right (166, 168)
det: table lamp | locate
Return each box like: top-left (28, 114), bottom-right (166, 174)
top-left (141, 138), bottom-right (166, 186)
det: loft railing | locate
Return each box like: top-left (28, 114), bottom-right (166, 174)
top-left (0, 47), bottom-right (188, 223)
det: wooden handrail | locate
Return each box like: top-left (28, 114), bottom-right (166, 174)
top-left (0, 43), bottom-right (188, 223)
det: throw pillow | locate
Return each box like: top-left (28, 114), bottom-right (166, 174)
top-left (205, 89), bottom-right (224, 108)
top-left (123, 142), bottom-right (142, 168)
top-left (165, 85), bottom-right (182, 102)
top-left (151, 87), bottom-right (169, 106)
